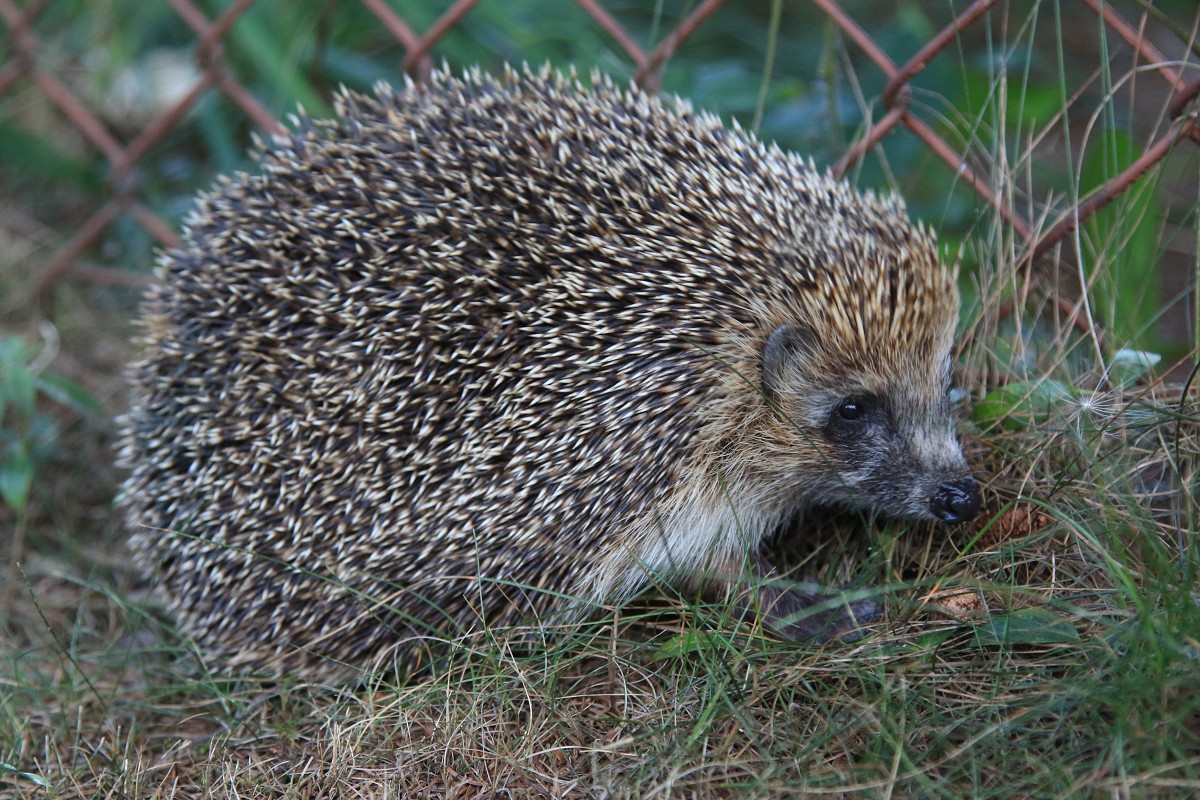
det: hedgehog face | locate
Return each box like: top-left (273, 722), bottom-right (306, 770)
top-left (762, 322), bottom-right (979, 524)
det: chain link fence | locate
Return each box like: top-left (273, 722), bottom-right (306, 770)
top-left (2, 0), bottom-right (1198, 296)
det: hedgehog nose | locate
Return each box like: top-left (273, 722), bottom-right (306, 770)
top-left (930, 477), bottom-right (981, 523)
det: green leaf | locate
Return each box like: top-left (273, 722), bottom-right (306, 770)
top-left (0, 354), bottom-right (36, 420)
top-left (913, 628), bottom-right (956, 650)
top-left (652, 629), bottom-right (735, 660)
top-left (37, 373), bottom-right (107, 418)
top-left (880, 627), bottom-right (956, 656)
top-left (972, 379), bottom-right (1075, 431)
top-left (0, 443), bottom-right (34, 511)
top-left (1109, 348), bottom-right (1162, 387)
top-left (971, 607), bottom-right (1080, 647)
top-left (0, 760), bottom-right (50, 788)
top-left (0, 336), bottom-right (28, 369)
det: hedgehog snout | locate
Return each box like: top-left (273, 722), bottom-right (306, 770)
top-left (929, 475), bottom-right (981, 523)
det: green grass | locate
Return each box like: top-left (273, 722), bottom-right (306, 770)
top-left (3, 0), bottom-right (1200, 796)
top-left (4, 503), bottom-right (1199, 796)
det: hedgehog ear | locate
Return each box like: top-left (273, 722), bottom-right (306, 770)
top-left (762, 323), bottom-right (816, 399)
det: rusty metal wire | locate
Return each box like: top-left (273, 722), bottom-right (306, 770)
top-left (1, 0), bottom-right (1197, 294)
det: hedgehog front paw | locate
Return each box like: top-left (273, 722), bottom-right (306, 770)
top-left (737, 554), bottom-right (881, 643)
top-left (759, 586), bottom-right (881, 643)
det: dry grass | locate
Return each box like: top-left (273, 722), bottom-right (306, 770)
top-left (3, 354), bottom-right (1200, 796)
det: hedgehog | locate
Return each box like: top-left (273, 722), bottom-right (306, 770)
top-left (118, 65), bottom-right (980, 678)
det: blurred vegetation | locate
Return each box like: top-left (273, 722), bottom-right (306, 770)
top-left (2, 1), bottom-right (1197, 360)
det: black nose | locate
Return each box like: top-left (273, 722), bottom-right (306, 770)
top-left (930, 476), bottom-right (981, 523)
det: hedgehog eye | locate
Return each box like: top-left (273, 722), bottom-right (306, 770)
top-left (837, 399), bottom-right (864, 421)
top-left (827, 396), bottom-right (876, 433)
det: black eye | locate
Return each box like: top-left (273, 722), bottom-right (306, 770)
top-left (837, 398), bottom-right (864, 421)
top-left (826, 396), bottom-right (878, 436)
